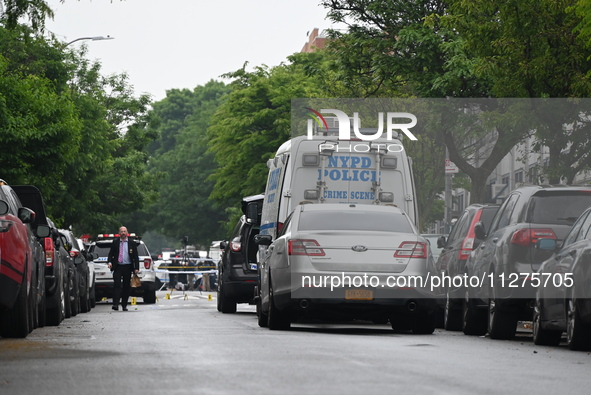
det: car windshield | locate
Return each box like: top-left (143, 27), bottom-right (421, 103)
top-left (298, 210), bottom-right (414, 233)
top-left (527, 192), bottom-right (591, 225)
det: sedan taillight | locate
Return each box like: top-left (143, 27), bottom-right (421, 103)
top-left (510, 229), bottom-right (556, 246)
top-left (143, 258), bottom-right (152, 270)
top-left (288, 239), bottom-right (325, 256)
top-left (394, 242), bottom-right (427, 258)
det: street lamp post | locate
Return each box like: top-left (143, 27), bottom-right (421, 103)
top-left (66, 36), bottom-right (114, 46)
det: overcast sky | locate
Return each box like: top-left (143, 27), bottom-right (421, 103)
top-left (45, 0), bottom-right (339, 102)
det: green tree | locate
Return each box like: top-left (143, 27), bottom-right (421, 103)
top-left (208, 55), bottom-right (325, 209)
top-left (0, 25), bottom-right (81, 196)
top-left (135, 81), bottom-right (231, 247)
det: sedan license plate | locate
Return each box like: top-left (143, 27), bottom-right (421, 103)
top-left (345, 289), bottom-right (373, 300)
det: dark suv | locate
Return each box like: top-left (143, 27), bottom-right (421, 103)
top-left (465, 185), bottom-right (591, 339)
top-left (434, 204), bottom-right (499, 331)
top-left (217, 194), bottom-right (263, 313)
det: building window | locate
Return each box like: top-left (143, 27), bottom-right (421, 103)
top-left (515, 169), bottom-right (524, 184)
top-left (501, 174), bottom-right (510, 185)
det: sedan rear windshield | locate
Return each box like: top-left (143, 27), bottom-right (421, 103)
top-left (528, 192), bottom-right (591, 225)
top-left (298, 210), bottom-right (414, 233)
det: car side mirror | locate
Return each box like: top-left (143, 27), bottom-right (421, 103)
top-left (18, 207), bottom-right (35, 224)
top-left (254, 234), bottom-right (273, 246)
top-left (220, 241), bottom-right (227, 250)
top-left (474, 222), bottom-right (486, 240)
top-left (436, 236), bottom-right (446, 249)
top-left (0, 200), bottom-right (8, 215)
top-left (74, 256), bottom-right (84, 265)
top-left (36, 224), bottom-right (51, 238)
top-left (89, 252), bottom-right (99, 260)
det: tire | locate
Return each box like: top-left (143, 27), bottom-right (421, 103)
top-left (267, 281), bottom-right (290, 330)
top-left (256, 287), bottom-right (268, 328)
top-left (444, 290), bottom-right (462, 331)
top-left (218, 275), bottom-right (237, 314)
top-left (488, 297), bottom-right (517, 340)
top-left (462, 291), bottom-right (488, 336)
top-left (411, 312), bottom-right (435, 334)
top-left (143, 289), bottom-right (156, 304)
top-left (89, 279), bottom-right (96, 308)
top-left (47, 277), bottom-right (65, 326)
top-left (28, 277), bottom-right (37, 333)
top-left (532, 297), bottom-right (561, 346)
top-left (70, 275), bottom-right (80, 317)
top-left (566, 289), bottom-right (591, 351)
top-left (37, 267), bottom-right (46, 328)
top-left (0, 278), bottom-right (30, 338)
top-left (64, 276), bottom-right (72, 319)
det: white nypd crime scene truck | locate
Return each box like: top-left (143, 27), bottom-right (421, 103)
top-left (254, 122), bottom-right (418, 243)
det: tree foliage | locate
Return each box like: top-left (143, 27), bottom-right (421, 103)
top-left (207, 55), bottom-right (326, 210)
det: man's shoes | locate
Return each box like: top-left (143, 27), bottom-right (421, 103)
top-left (122, 306), bottom-right (128, 311)
top-left (112, 305), bottom-right (119, 311)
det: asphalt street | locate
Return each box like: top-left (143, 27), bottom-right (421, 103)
top-left (0, 290), bottom-right (589, 395)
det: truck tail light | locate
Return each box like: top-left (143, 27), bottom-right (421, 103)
top-left (288, 239), bottom-right (325, 256)
top-left (394, 242), bottom-right (427, 258)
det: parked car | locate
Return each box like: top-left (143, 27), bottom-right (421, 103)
top-left (89, 234), bottom-right (157, 304)
top-left (0, 181), bottom-right (48, 338)
top-left (77, 238), bottom-right (97, 309)
top-left (433, 204), bottom-right (499, 331)
top-left (11, 184), bottom-right (70, 328)
top-left (533, 205), bottom-right (591, 351)
top-left (464, 185), bottom-right (591, 339)
top-left (255, 203), bottom-right (437, 333)
top-left (217, 194), bottom-right (264, 313)
top-left (42, 219), bottom-right (68, 326)
top-left (59, 229), bottom-right (92, 313)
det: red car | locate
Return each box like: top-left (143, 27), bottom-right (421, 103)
top-left (0, 180), bottom-right (49, 338)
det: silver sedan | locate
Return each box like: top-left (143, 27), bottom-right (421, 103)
top-left (256, 203), bottom-right (437, 333)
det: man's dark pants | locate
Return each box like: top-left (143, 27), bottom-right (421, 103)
top-left (113, 264), bottom-right (133, 308)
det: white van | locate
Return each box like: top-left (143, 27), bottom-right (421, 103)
top-left (257, 134), bottom-right (417, 242)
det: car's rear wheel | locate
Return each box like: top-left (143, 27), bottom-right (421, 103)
top-left (267, 280), bottom-right (290, 330)
top-left (47, 277), bottom-right (65, 326)
top-left (566, 287), bottom-right (591, 351)
top-left (218, 275), bottom-right (237, 314)
top-left (488, 297), bottom-right (517, 340)
top-left (0, 276), bottom-right (30, 338)
top-left (143, 289), bottom-right (156, 304)
top-left (89, 279), bottom-right (96, 308)
top-left (532, 297), bottom-right (561, 346)
top-left (444, 289), bottom-right (462, 331)
top-left (256, 286), bottom-right (268, 327)
top-left (462, 291), bottom-right (487, 336)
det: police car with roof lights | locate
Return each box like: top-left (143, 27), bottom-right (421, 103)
top-left (88, 233), bottom-right (157, 304)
